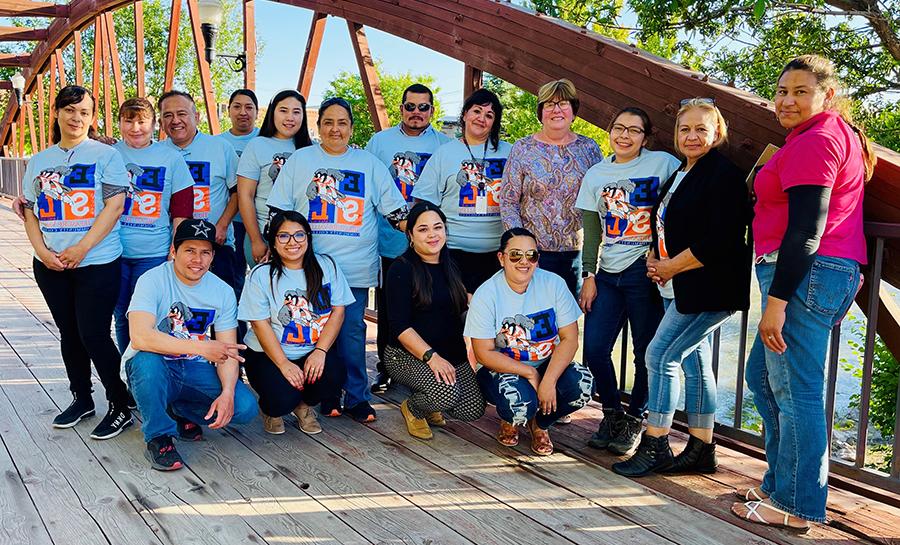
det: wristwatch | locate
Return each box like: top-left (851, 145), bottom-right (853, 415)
top-left (422, 348), bottom-right (435, 363)
top-left (581, 271), bottom-right (595, 279)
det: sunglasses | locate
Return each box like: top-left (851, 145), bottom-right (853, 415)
top-left (275, 231), bottom-right (308, 244)
top-left (680, 97), bottom-right (716, 106)
top-left (506, 249), bottom-right (540, 264)
top-left (403, 102), bottom-right (432, 112)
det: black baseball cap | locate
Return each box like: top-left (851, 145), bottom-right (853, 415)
top-left (173, 219), bottom-right (220, 249)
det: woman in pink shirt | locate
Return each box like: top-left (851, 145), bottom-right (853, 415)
top-left (733, 55), bottom-right (877, 532)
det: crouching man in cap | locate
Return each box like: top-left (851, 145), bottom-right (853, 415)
top-left (124, 218), bottom-right (258, 471)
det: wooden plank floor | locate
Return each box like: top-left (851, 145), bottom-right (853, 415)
top-left (0, 198), bottom-right (893, 545)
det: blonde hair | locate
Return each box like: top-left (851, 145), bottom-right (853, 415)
top-left (674, 99), bottom-right (728, 152)
top-left (779, 54), bottom-right (877, 181)
top-left (536, 79), bottom-right (579, 119)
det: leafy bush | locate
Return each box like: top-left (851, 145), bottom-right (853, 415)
top-left (842, 314), bottom-right (899, 440)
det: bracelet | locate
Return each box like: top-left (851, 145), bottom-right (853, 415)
top-left (313, 347), bottom-right (328, 355)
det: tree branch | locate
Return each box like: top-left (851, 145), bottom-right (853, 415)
top-left (824, 0), bottom-right (900, 63)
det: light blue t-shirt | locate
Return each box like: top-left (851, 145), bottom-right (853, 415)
top-left (266, 144), bottom-right (408, 288)
top-left (113, 141), bottom-right (195, 259)
top-left (464, 268), bottom-right (582, 367)
top-left (217, 127), bottom-right (259, 157)
top-left (575, 149), bottom-right (681, 273)
top-left (22, 139), bottom-right (129, 267)
top-left (125, 260), bottom-right (238, 363)
top-left (236, 136), bottom-right (296, 231)
top-left (238, 254), bottom-right (355, 359)
top-left (412, 139), bottom-right (513, 253)
top-left (162, 131), bottom-right (239, 247)
top-left (366, 125), bottom-right (451, 259)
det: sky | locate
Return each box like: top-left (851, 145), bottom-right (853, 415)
top-left (250, 2), bottom-right (466, 116)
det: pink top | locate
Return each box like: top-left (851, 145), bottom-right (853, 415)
top-left (752, 110), bottom-right (867, 264)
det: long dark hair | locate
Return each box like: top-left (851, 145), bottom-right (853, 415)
top-left (399, 202), bottom-right (467, 315)
top-left (460, 88), bottom-right (503, 152)
top-left (52, 85), bottom-right (98, 144)
top-left (259, 90), bottom-right (312, 150)
top-left (263, 210), bottom-right (330, 311)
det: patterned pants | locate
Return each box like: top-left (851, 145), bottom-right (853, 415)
top-left (383, 345), bottom-right (486, 421)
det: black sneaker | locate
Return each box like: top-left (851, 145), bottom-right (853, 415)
top-left (52, 392), bottom-right (95, 429)
top-left (90, 405), bottom-right (134, 440)
top-left (587, 410), bottom-right (622, 449)
top-left (345, 401), bottom-right (377, 423)
top-left (608, 413), bottom-right (644, 455)
top-left (145, 436), bottom-right (184, 471)
top-left (370, 372), bottom-right (391, 394)
top-left (176, 416), bottom-right (204, 442)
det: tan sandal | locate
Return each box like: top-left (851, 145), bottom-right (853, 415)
top-left (731, 500), bottom-right (810, 534)
top-left (528, 419), bottom-right (553, 456)
top-left (497, 420), bottom-right (519, 447)
top-left (733, 487), bottom-right (768, 501)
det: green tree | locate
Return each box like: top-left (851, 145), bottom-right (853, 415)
top-left (321, 65), bottom-right (444, 147)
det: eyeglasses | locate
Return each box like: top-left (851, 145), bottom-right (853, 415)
top-left (610, 124), bottom-right (645, 136)
top-left (403, 102), bottom-right (432, 112)
top-left (275, 231), bottom-right (308, 244)
top-left (542, 100), bottom-right (572, 111)
top-left (506, 249), bottom-right (540, 263)
top-left (680, 97), bottom-right (716, 106)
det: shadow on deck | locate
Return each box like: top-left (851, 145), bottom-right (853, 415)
top-left (0, 198), bottom-right (895, 545)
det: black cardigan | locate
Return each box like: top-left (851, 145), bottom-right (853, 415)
top-left (650, 148), bottom-right (752, 314)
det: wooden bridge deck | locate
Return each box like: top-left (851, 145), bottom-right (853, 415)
top-left (0, 198), bottom-right (896, 545)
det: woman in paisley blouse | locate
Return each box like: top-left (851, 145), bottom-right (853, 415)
top-left (500, 79), bottom-right (603, 296)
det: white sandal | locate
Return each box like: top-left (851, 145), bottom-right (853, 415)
top-left (732, 500), bottom-right (811, 534)
top-left (733, 487), bottom-right (767, 501)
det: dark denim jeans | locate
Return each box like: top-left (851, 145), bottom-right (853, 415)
top-left (583, 258), bottom-right (663, 417)
top-left (125, 351), bottom-right (258, 443)
top-left (745, 256), bottom-right (860, 522)
top-left (477, 361), bottom-right (593, 429)
top-left (538, 250), bottom-right (581, 298)
top-left (337, 287), bottom-right (370, 408)
top-left (113, 255), bottom-right (168, 354)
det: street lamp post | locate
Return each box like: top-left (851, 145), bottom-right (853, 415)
top-left (198, 0), bottom-right (246, 73)
top-left (11, 72), bottom-right (25, 105)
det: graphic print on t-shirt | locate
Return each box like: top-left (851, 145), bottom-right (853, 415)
top-left (276, 283), bottom-right (333, 346)
top-left (268, 152), bottom-right (292, 184)
top-left (186, 160), bottom-right (211, 219)
top-left (494, 309), bottom-right (557, 362)
top-left (156, 301), bottom-right (217, 360)
top-left (34, 163), bottom-right (97, 231)
top-left (122, 163), bottom-right (166, 228)
top-left (598, 176), bottom-right (658, 246)
top-left (305, 168), bottom-right (365, 236)
top-left (453, 157), bottom-right (506, 216)
top-left (657, 191), bottom-right (674, 259)
top-left (390, 151), bottom-right (430, 201)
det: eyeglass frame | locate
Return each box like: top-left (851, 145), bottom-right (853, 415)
top-left (504, 249), bottom-right (540, 264)
top-left (610, 123), bottom-right (646, 137)
top-left (542, 99), bottom-right (573, 111)
top-left (274, 230), bottom-right (309, 244)
top-left (680, 97), bottom-right (716, 107)
top-left (403, 102), bottom-right (433, 113)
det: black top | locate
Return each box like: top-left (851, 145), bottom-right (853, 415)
top-left (769, 185), bottom-right (831, 300)
top-left (650, 148), bottom-right (752, 314)
top-left (386, 250), bottom-right (467, 365)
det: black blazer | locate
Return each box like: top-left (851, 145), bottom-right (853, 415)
top-left (650, 148), bottom-right (752, 314)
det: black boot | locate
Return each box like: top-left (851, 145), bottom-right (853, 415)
top-left (587, 409), bottom-right (622, 449)
top-left (659, 435), bottom-right (718, 474)
top-left (607, 413), bottom-right (643, 455)
top-left (612, 433), bottom-right (674, 477)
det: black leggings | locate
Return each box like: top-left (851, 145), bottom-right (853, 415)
top-left (243, 347), bottom-right (346, 417)
top-left (383, 345), bottom-right (485, 421)
top-left (33, 258), bottom-right (128, 406)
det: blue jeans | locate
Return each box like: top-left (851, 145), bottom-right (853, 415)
top-left (113, 255), bottom-right (168, 354)
top-left (745, 256), bottom-right (859, 522)
top-left (647, 298), bottom-right (731, 429)
top-left (233, 220), bottom-right (248, 294)
top-left (584, 259), bottom-right (663, 417)
top-left (477, 361), bottom-right (593, 429)
top-left (538, 250), bottom-right (581, 297)
top-left (337, 287), bottom-right (370, 408)
top-left (125, 351), bottom-right (258, 443)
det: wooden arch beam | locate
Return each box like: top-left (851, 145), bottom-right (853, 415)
top-left (0, 54), bottom-right (31, 67)
top-left (0, 27), bottom-right (49, 41)
top-left (0, 1), bottom-right (70, 18)
top-left (347, 21), bottom-right (388, 132)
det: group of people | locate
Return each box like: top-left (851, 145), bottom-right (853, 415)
top-left (16, 52), bottom-right (874, 534)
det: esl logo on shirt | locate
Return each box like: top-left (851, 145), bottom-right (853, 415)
top-left (157, 302), bottom-right (217, 361)
top-left (187, 161), bottom-right (211, 218)
top-left (123, 165), bottom-right (167, 227)
top-left (36, 163), bottom-right (97, 230)
top-left (496, 308), bottom-right (558, 362)
top-left (390, 151), bottom-right (431, 202)
top-left (601, 176), bottom-right (659, 242)
top-left (457, 157), bottom-right (506, 217)
top-left (307, 168), bottom-right (365, 236)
